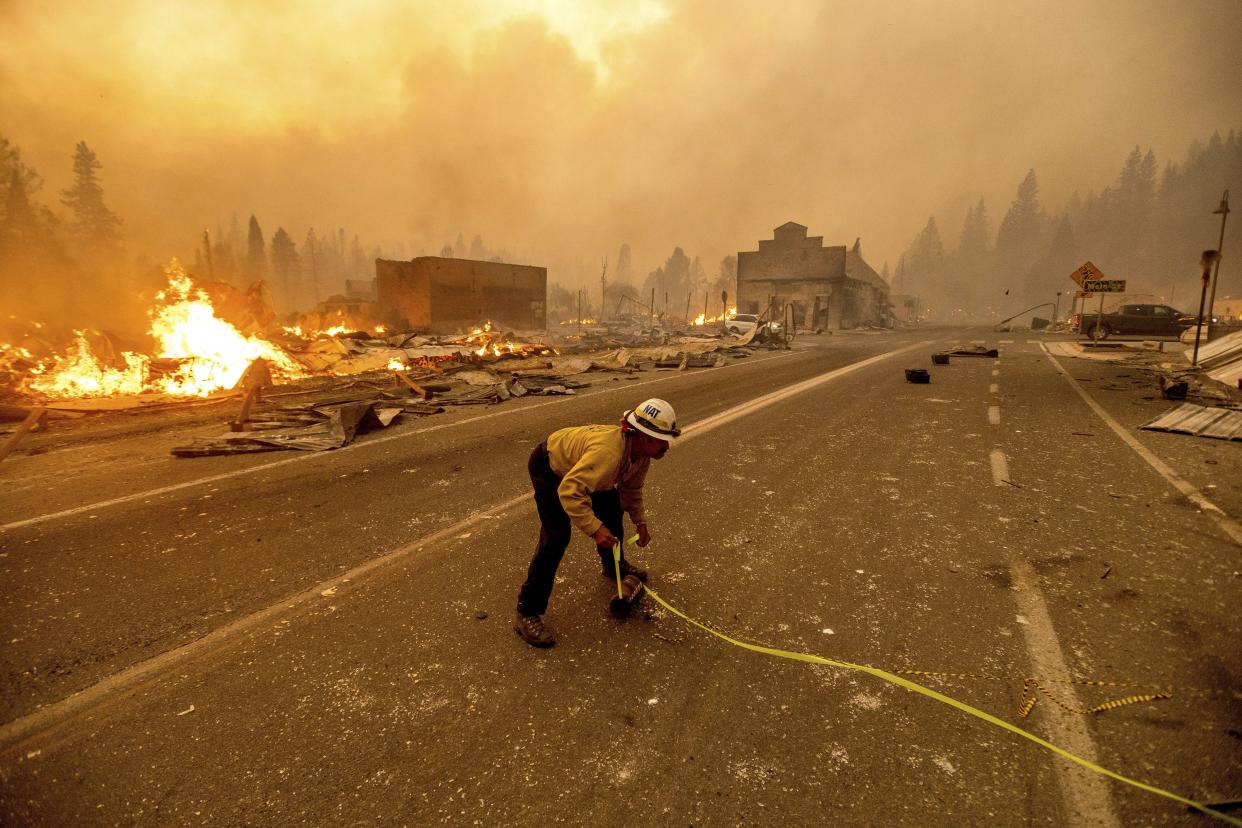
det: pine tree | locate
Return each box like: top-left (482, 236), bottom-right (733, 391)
top-left (212, 223), bottom-right (235, 284)
top-left (227, 213), bottom-right (243, 267)
top-left (910, 217), bottom-right (945, 272)
top-left (270, 227), bottom-right (299, 312)
top-left (996, 169), bottom-right (1045, 255)
top-left (350, 234), bottom-right (366, 279)
top-left (59, 141), bottom-right (121, 250)
top-left (616, 243), bottom-right (633, 283)
top-left (644, 247), bottom-right (692, 312)
top-left (957, 198), bottom-right (990, 257)
top-left (246, 215), bottom-right (266, 287)
top-left (304, 228), bottom-right (321, 307)
top-left (894, 254), bottom-right (908, 292)
top-left (0, 169), bottom-right (38, 249)
top-left (469, 234), bottom-right (486, 260)
top-left (0, 135), bottom-right (41, 224)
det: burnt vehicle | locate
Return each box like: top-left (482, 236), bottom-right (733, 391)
top-left (1074, 303), bottom-right (1196, 339)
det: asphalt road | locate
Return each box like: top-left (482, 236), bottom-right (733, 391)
top-left (1, 329), bottom-right (1239, 826)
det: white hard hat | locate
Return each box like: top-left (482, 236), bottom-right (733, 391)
top-left (623, 398), bottom-right (681, 440)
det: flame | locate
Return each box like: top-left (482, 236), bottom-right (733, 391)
top-left (373, 324), bottom-right (387, 334)
top-left (25, 333), bottom-right (147, 398)
top-left (24, 260), bottom-right (304, 399)
top-left (457, 320), bottom-right (557, 359)
top-left (322, 324), bottom-right (349, 336)
top-left (387, 358), bottom-right (405, 370)
top-left (150, 264), bottom-right (304, 396)
top-left (692, 306), bottom-right (738, 325)
top-left (1, 342), bottom-right (34, 360)
top-left (282, 324), bottom-right (305, 337)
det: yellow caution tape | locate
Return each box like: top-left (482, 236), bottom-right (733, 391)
top-left (1017, 677), bottom-right (1173, 719)
top-left (878, 666), bottom-right (1216, 704)
top-left (611, 541), bottom-right (624, 599)
top-left (641, 584), bottom-right (1240, 825)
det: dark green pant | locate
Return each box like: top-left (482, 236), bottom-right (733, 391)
top-left (517, 443), bottom-right (624, 616)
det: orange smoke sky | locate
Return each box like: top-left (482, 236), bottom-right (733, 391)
top-left (2, 0), bottom-right (1239, 286)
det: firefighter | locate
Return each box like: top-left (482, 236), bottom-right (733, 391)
top-left (514, 398), bottom-right (681, 648)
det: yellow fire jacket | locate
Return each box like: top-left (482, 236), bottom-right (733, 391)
top-left (546, 424), bottom-right (650, 537)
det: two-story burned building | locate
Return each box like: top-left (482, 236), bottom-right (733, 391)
top-left (737, 222), bottom-right (890, 330)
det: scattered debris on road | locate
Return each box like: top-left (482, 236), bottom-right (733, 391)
top-left (944, 343), bottom-right (1000, 358)
top-left (905, 368), bottom-right (930, 383)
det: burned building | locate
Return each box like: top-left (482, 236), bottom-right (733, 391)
top-left (737, 222), bottom-right (890, 330)
top-left (375, 256), bottom-right (547, 333)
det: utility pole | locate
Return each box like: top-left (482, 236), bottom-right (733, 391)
top-left (600, 258), bottom-right (608, 324)
top-left (1206, 190), bottom-right (1230, 341)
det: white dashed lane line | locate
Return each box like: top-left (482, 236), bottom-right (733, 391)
top-left (991, 338), bottom-right (1120, 825)
top-left (989, 448), bottom-right (1010, 486)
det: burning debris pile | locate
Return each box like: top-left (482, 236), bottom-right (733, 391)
top-left (2, 260), bottom-right (773, 461)
top-left (3, 262), bottom-right (304, 404)
top-left (1, 261), bottom-right (561, 409)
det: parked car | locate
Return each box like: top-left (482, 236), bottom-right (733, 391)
top-left (725, 313), bottom-right (760, 335)
top-left (1073, 304), bottom-right (1197, 339)
top-left (725, 313), bottom-right (783, 337)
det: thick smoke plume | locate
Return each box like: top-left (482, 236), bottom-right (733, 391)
top-left (1, 0), bottom-right (1239, 329)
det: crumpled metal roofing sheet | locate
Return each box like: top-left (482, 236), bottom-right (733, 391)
top-left (1186, 329), bottom-right (1242, 368)
top-left (1141, 402), bottom-right (1242, 440)
top-left (1208, 359), bottom-right (1242, 389)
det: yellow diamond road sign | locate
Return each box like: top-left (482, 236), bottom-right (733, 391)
top-left (1070, 261), bottom-right (1105, 286)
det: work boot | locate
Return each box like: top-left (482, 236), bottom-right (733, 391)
top-left (601, 556), bottom-right (648, 582)
top-left (513, 613), bottom-right (555, 648)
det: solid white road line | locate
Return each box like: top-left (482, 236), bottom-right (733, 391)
top-left (1010, 560), bottom-right (1121, 827)
top-left (1041, 344), bottom-right (1242, 545)
top-left (989, 448), bottom-right (1010, 486)
top-left (987, 405), bottom-right (1001, 425)
top-left (3, 350), bottom-right (803, 533)
top-left (0, 340), bottom-right (930, 751)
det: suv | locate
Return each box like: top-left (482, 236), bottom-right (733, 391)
top-left (725, 313), bottom-right (784, 337)
top-left (1074, 304), bottom-right (1196, 339)
top-left (725, 313), bottom-right (759, 335)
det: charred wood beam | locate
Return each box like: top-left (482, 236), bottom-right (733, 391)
top-left (0, 407), bottom-right (48, 464)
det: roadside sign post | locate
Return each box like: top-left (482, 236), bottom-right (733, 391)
top-left (1069, 261), bottom-right (1107, 340)
top-left (1193, 250), bottom-right (1222, 366)
top-left (1094, 293), bottom-right (1105, 345)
